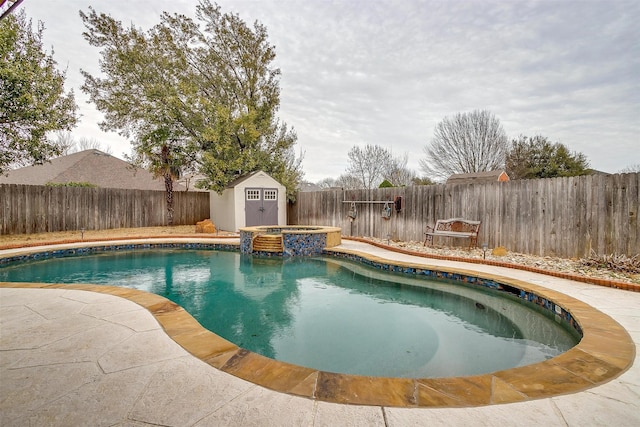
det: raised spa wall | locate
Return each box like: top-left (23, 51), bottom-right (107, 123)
top-left (239, 226), bottom-right (342, 256)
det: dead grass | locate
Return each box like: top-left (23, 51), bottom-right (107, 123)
top-left (0, 225), bottom-right (236, 248)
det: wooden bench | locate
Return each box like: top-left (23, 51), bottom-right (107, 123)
top-left (423, 218), bottom-right (481, 248)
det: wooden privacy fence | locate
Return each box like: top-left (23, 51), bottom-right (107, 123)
top-left (288, 173), bottom-right (639, 258)
top-left (0, 184), bottom-right (211, 235)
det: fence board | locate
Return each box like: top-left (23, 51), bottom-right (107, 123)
top-left (288, 173), bottom-right (640, 258)
top-left (1, 184), bottom-right (210, 235)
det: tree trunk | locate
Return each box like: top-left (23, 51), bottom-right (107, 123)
top-left (161, 144), bottom-right (174, 226)
top-left (164, 172), bottom-right (174, 226)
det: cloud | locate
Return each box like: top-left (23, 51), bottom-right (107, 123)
top-left (21, 0), bottom-right (640, 181)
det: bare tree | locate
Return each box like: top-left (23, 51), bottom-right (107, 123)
top-left (54, 132), bottom-right (113, 155)
top-left (420, 110), bottom-right (508, 181)
top-left (316, 177), bottom-right (337, 188)
top-left (54, 131), bottom-right (75, 155)
top-left (383, 153), bottom-right (416, 186)
top-left (619, 164), bottom-right (640, 173)
top-left (346, 144), bottom-right (392, 189)
top-left (335, 173), bottom-right (363, 190)
top-left (77, 137), bottom-right (113, 154)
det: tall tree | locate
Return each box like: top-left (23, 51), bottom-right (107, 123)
top-left (80, 1), bottom-right (302, 224)
top-left (420, 110), bottom-right (507, 181)
top-left (506, 135), bottom-right (590, 179)
top-left (346, 144), bottom-right (392, 189)
top-left (0, 10), bottom-right (77, 174)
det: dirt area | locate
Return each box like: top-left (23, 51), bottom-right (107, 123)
top-left (0, 226), bottom-right (237, 249)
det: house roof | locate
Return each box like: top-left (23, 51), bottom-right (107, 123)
top-left (446, 170), bottom-right (509, 185)
top-left (0, 149), bottom-right (185, 191)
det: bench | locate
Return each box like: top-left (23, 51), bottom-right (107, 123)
top-left (423, 218), bottom-right (481, 248)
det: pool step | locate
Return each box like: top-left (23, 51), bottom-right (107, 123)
top-left (252, 234), bottom-right (283, 253)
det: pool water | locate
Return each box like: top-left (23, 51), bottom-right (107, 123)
top-left (0, 249), bottom-right (578, 378)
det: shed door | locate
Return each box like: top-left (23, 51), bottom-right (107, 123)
top-left (245, 188), bottom-right (278, 226)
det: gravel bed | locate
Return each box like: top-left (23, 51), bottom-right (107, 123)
top-left (361, 237), bottom-right (640, 285)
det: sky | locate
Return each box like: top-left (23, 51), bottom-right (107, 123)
top-left (16, 0), bottom-right (640, 183)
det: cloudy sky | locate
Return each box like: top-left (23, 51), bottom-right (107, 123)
top-left (19, 0), bottom-right (640, 182)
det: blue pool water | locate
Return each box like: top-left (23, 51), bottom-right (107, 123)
top-left (0, 249), bottom-right (578, 377)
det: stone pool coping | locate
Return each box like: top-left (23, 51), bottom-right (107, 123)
top-left (0, 238), bottom-right (635, 408)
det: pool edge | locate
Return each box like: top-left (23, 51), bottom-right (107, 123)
top-left (0, 240), bottom-right (635, 408)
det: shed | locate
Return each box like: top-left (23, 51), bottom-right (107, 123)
top-left (209, 170), bottom-right (286, 232)
top-left (446, 170), bottom-right (510, 185)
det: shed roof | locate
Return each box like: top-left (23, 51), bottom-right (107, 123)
top-left (0, 149), bottom-right (185, 191)
top-left (225, 170), bottom-right (282, 189)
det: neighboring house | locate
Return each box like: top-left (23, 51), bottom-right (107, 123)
top-left (176, 172), bottom-right (209, 192)
top-left (446, 170), bottom-right (510, 185)
top-left (0, 149), bottom-right (185, 191)
top-left (298, 181), bottom-right (322, 192)
top-left (210, 170), bottom-right (286, 231)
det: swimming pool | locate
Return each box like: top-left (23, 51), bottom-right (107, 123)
top-left (0, 248), bottom-right (578, 378)
top-left (1, 238), bottom-right (634, 407)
